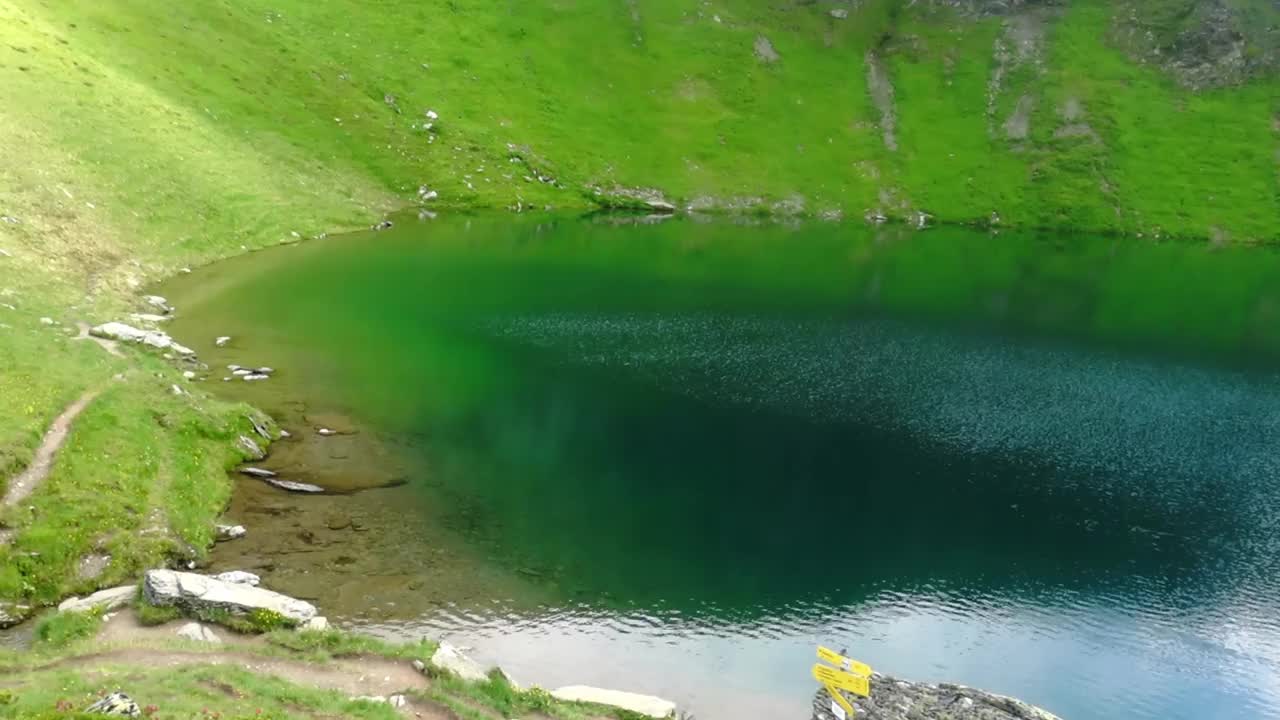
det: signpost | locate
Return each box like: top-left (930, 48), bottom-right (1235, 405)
top-left (812, 646), bottom-right (872, 719)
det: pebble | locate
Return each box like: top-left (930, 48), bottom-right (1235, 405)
top-left (182, 371), bottom-right (196, 380)
top-left (215, 336), bottom-right (232, 347)
top-left (317, 428), bottom-right (337, 436)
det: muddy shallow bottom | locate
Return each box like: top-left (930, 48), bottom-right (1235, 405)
top-left (162, 214), bottom-right (1280, 720)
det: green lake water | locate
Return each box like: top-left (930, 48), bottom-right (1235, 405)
top-left (164, 214), bottom-right (1280, 720)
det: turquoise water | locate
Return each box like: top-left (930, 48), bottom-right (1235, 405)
top-left (167, 215), bottom-right (1280, 719)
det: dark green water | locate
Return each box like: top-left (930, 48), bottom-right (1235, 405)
top-left (166, 215), bottom-right (1280, 720)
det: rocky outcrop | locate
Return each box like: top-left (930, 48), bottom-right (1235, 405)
top-left (142, 569), bottom-right (317, 624)
top-left (58, 585), bottom-right (136, 614)
top-left (551, 686), bottom-right (677, 719)
top-left (90, 322), bottom-right (194, 356)
top-left (811, 676), bottom-right (1061, 720)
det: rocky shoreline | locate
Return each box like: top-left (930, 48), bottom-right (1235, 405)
top-left (812, 679), bottom-right (1061, 720)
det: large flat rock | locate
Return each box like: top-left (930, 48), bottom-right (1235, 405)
top-left (551, 686), bottom-right (676, 718)
top-left (143, 569), bottom-right (316, 623)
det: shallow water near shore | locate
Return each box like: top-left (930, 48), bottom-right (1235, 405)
top-left (164, 214), bottom-right (1280, 720)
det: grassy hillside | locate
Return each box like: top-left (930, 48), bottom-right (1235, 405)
top-left (0, 0), bottom-right (1276, 623)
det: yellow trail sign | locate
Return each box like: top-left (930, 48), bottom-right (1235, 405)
top-left (812, 663), bottom-right (871, 697)
top-left (817, 646), bottom-right (872, 678)
top-left (824, 682), bottom-right (855, 719)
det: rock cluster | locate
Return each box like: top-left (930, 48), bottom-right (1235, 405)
top-left (811, 676), bottom-right (1061, 720)
top-left (90, 322), bottom-right (194, 356)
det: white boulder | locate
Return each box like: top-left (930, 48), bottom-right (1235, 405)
top-left (176, 621), bottom-right (222, 644)
top-left (58, 585), bottom-right (136, 614)
top-left (143, 569), bottom-right (317, 623)
top-left (215, 524), bottom-right (247, 542)
top-left (430, 641), bottom-right (488, 682)
top-left (301, 616), bottom-right (329, 631)
top-left (551, 686), bottom-right (676, 718)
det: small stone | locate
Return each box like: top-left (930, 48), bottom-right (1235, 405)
top-left (389, 695), bottom-right (407, 708)
top-left (412, 659), bottom-right (426, 673)
top-left (831, 8), bottom-right (848, 19)
top-left (171, 384), bottom-right (185, 396)
top-left (239, 467), bottom-right (277, 478)
top-left (317, 428), bottom-right (337, 436)
top-left (182, 371), bottom-right (196, 380)
top-left (39, 317), bottom-right (54, 325)
top-left (425, 109), bottom-right (439, 120)
top-left (215, 336), bottom-right (232, 347)
top-left (243, 373), bottom-right (269, 381)
top-left (232, 369), bottom-right (252, 376)
top-left (215, 524), bottom-right (247, 542)
top-left (279, 429), bottom-right (292, 438)
top-left (255, 367), bottom-right (274, 375)
top-left (177, 622), bottom-right (222, 644)
top-left (354, 696), bottom-right (387, 704)
top-left (372, 220), bottom-right (393, 231)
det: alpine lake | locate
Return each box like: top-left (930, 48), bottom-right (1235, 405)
top-left (161, 213), bottom-right (1280, 720)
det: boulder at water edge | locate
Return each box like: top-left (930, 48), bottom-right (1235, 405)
top-left (551, 686), bottom-right (677, 719)
top-left (429, 641), bottom-right (488, 682)
top-left (143, 569), bottom-right (316, 623)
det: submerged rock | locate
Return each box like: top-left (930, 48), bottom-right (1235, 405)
top-left (215, 336), bottom-right (232, 347)
top-left (239, 467), bottom-right (277, 479)
top-left (213, 570), bottom-right (260, 586)
top-left (811, 677), bottom-right (1061, 720)
top-left (551, 686), bottom-right (676, 719)
top-left (266, 478), bottom-right (325, 493)
top-left (58, 585), bottom-right (136, 614)
top-left (143, 569), bottom-right (317, 623)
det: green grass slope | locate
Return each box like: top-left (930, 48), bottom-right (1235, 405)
top-left (0, 0), bottom-right (1276, 619)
